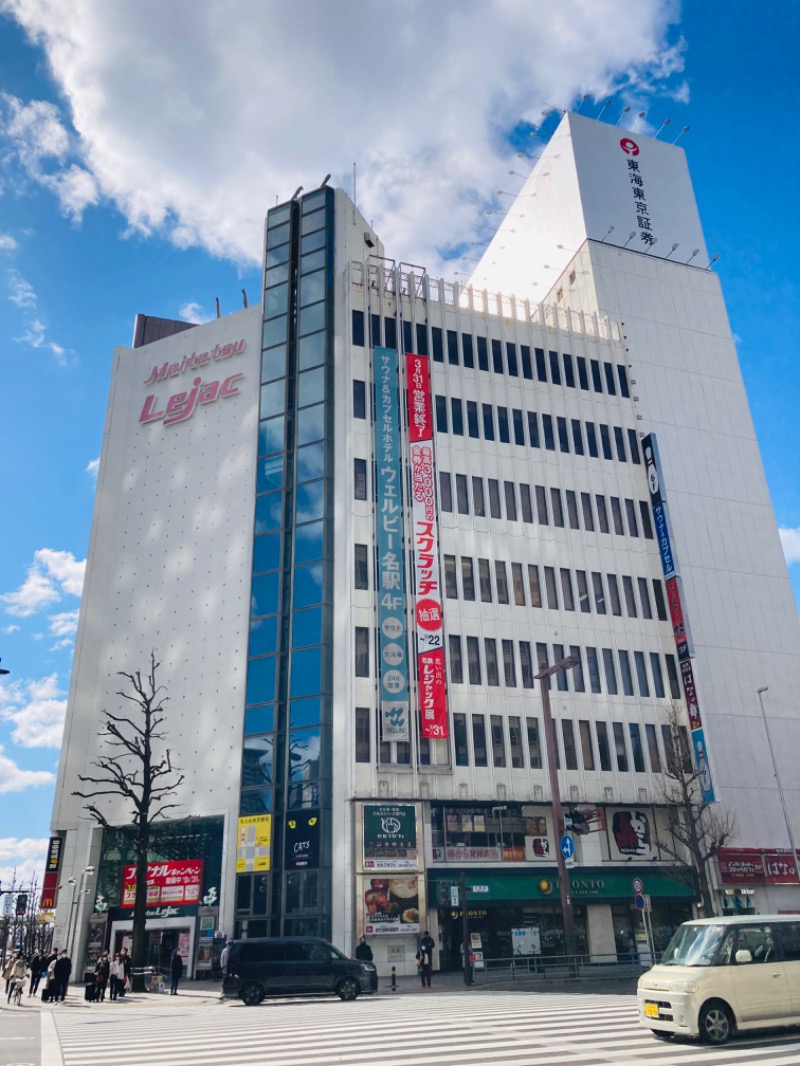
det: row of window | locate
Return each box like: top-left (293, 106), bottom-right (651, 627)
top-left (354, 704), bottom-right (688, 777)
top-left (438, 470), bottom-right (653, 539)
top-left (354, 627), bottom-right (681, 701)
top-left (435, 395), bottom-right (640, 467)
top-left (355, 542), bottom-right (667, 623)
top-left (351, 311), bottom-right (631, 398)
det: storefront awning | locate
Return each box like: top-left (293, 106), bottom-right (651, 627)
top-left (429, 867), bottom-right (695, 904)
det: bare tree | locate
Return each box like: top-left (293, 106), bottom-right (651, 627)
top-left (72, 653), bottom-right (184, 991)
top-left (656, 706), bottom-right (736, 917)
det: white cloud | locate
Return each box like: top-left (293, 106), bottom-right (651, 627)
top-left (86, 456), bottom-right (99, 479)
top-left (0, 744), bottom-right (55, 794)
top-left (0, 233), bottom-right (17, 250)
top-left (0, 836), bottom-right (50, 887)
top-left (779, 527), bottom-right (800, 566)
top-left (1, 1), bottom-right (686, 274)
top-left (0, 673), bottom-right (68, 748)
top-left (2, 624), bottom-right (20, 634)
top-left (49, 609), bottom-right (79, 639)
top-left (179, 301), bottom-right (212, 324)
top-left (1, 548), bottom-right (85, 617)
top-left (8, 270), bottom-right (36, 308)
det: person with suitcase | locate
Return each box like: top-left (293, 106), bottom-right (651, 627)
top-left (94, 952), bottom-right (110, 1001)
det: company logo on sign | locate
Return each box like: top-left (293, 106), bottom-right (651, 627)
top-left (619, 137), bottom-right (640, 156)
top-left (140, 374), bottom-right (243, 426)
top-left (143, 339), bottom-right (246, 386)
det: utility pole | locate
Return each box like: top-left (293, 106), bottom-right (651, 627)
top-left (459, 870), bottom-right (472, 986)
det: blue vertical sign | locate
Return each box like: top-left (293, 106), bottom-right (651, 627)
top-left (374, 347), bottom-right (409, 741)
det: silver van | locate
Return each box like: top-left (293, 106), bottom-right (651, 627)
top-left (638, 915), bottom-right (800, 1044)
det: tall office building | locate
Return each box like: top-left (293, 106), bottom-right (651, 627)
top-left (47, 112), bottom-right (800, 979)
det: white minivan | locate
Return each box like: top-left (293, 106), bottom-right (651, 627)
top-left (638, 915), bottom-right (800, 1045)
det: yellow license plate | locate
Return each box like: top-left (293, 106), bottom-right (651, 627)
top-left (645, 1003), bottom-right (660, 1018)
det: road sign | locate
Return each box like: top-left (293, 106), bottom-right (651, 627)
top-left (632, 877), bottom-right (644, 895)
top-left (634, 893), bottom-right (645, 911)
top-left (450, 885), bottom-right (459, 907)
top-left (560, 834), bottom-right (575, 860)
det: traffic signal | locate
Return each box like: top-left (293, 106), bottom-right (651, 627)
top-left (16, 893), bottom-right (28, 915)
top-left (565, 809), bottom-right (590, 835)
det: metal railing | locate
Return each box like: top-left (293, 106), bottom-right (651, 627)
top-left (467, 951), bottom-right (657, 987)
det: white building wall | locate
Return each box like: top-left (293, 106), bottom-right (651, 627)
top-left (52, 306), bottom-right (263, 941)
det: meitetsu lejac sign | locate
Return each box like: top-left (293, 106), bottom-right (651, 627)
top-left (139, 339), bottom-right (246, 426)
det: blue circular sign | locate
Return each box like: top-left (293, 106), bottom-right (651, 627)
top-left (560, 834), bottom-right (575, 859)
top-left (634, 893), bottom-right (645, 910)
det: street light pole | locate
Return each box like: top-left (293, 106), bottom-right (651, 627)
top-left (536, 655), bottom-right (579, 964)
top-left (756, 687), bottom-right (800, 880)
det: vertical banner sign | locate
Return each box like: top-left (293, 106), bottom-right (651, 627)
top-left (406, 354), bottom-right (449, 739)
top-left (374, 347), bottom-right (410, 742)
top-left (643, 433), bottom-right (713, 801)
top-left (41, 836), bottom-right (62, 908)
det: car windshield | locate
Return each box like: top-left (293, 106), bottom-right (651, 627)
top-left (660, 924), bottom-right (725, 966)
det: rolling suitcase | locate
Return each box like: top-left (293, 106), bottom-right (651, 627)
top-left (85, 981), bottom-right (98, 1002)
top-left (41, 985), bottom-right (52, 1002)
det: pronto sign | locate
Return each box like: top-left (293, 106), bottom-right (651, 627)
top-left (139, 338), bottom-right (246, 427)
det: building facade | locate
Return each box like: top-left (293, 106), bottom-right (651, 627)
top-left (48, 114), bottom-right (800, 980)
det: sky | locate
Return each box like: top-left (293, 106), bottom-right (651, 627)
top-left (1, 1), bottom-right (799, 894)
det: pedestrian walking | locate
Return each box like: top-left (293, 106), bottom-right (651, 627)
top-left (355, 936), bottom-right (373, 962)
top-left (28, 952), bottom-right (42, 996)
top-left (6, 954), bottom-right (27, 1003)
top-left (52, 949), bottom-right (72, 1002)
top-left (169, 948), bottom-right (184, 995)
top-left (109, 953), bottom-right (125, 1000)
top-left (416, 930), bottom-right (435, 989)
top-left (3, 953), bottom-right (16, 994)
top-left (94, 951), bottom-right (110, 1001)
top-left (219, 940), bottom-right (231, 975)
top-left (119, 947), bottom-right (131, 995)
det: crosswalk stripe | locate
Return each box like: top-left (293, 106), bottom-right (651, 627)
top-left (51, 990), bottom-right (800, 1066)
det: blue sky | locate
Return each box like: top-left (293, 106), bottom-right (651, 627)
top-left (1, 1), bottom-right (798, 888)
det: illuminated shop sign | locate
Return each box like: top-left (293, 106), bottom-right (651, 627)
top-left (373, 347), bottom-right (410, 742)
top-left (121, 860), bottom-right (203, 907)
top-left (406, 353), bottom-right (448, 739)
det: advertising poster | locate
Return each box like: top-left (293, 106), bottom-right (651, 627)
top-left (718, 848), bottom-right (766, 884)
top-left (406, 353), bottom-right (449, 739)
top-left (361, 875), bottom-right (422, 935)
top-left (374, 346), bottom-right (410, 742)
top-left (363, 804), bottom-right (418, 870)
top-left (284, 810), bottom-right (320, 869)
top-left (121, 860), bottom-right (203, 907)
top-left (236, 814), bottom-right (271, 872)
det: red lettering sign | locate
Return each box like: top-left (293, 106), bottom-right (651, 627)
top-left (121, 860), bottom-right (203, 907)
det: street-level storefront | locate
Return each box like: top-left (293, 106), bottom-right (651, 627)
top-left (429, 868), bottom-right (694, 969)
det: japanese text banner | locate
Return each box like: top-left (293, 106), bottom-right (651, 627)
top-left (406, 353), bottom-right (448, 739)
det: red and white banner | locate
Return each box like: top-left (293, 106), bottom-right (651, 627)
top-left (122, 859), bottom-right (203, 907)
top-left (406, 354), bottom-right (448, 739)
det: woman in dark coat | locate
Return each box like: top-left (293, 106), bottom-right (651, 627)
top-left (169, 949), bottom-right (184, 995)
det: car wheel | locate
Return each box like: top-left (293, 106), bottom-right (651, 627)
top-left (337, 978), bottom-right (360, 1002)
top-left (240, 981), bottom-right (265, 1006)
top-left (651, 1030), bottom-right (674, 1041)
top-left (698, 1000), bottom-right (733, 1045)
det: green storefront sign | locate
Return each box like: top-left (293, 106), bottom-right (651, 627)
top-left (432, 868), bottom-right (695, 904)
top-left (363, 803), bottom-right (418, 869)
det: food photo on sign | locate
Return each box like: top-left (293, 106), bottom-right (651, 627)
top-left (362, 876), bottom-right (421, 934)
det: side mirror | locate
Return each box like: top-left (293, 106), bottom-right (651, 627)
top-left (735, 949), bottom-right (752, 964)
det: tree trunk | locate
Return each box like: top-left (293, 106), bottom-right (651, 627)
top-left (130, 823), bottom-right (150, 992)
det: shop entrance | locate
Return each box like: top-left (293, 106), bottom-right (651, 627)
top-left (438, 905), bottom-right (588, 970)
top-left (109, 916), bottom-right (196, 978)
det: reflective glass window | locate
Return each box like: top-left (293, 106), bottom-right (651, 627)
top-left (252, 572), bottom-right (280, 618)
top-left (299, 367), bottom-right (325, 408)
top-left (300, 269), bottom-right (325, 307)
top-left (265, 282), bottom-right (289, 318)
top-left (240, 789), bottom-right (272, 816)
top-left (301, 208), bottom-right (326, 234)
top-left (263, 315), bottom-right (287, 349)
top-left (299, 331), bottom-right (326, 370)
top-left (296, 442), bottom-right (325, 483)
top-left (293, 562), bottom-right (324, 608)
top-left (260, 379), bottom-right (286, 421)
top-left (256, 454), bottom-right (284, 496)
top-left (262, 345), bottom-right (286, 383)
top-left (259, 416), bottom-right (285, 457)
top-left (292, 607), bottom-right (323, 649)
top-left (249, 616), bottom-right (278, 659)
top-left (265, 262), bottom-right (289, 288)
top-left (266, 244), bottom-right (290, 268)
top-left (242, 736), bottom-right (274, 786)
top-left (301, 229), bottom-right (326, 254)
top-left (289, 726), bottom-right (322, 780)
top-left (246, 656), bottom-right (276, 707)
top-left (294, 521), bottom-right (324, 563)
top-left (291, 646), bottom-right (323, 698)
top-left (299, 302), bottom-right (325, 336)
top-left (253, 532), bottom-right (281, 574)
top-left (255, 492), bottom-right (283, 534)
top-left (268, 220), bottom-right (290, 245)
top-left (297, 403), bottom-right (325, 445)
top-left (245, 704), bottom-right (275, 736)
top-left (301, 248), bottom-right (326, 274)
top-left (290, 697), bottom-right (322, 728)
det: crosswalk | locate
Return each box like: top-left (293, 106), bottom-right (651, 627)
top-left (50, 990), bottom-right (800, 1066)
